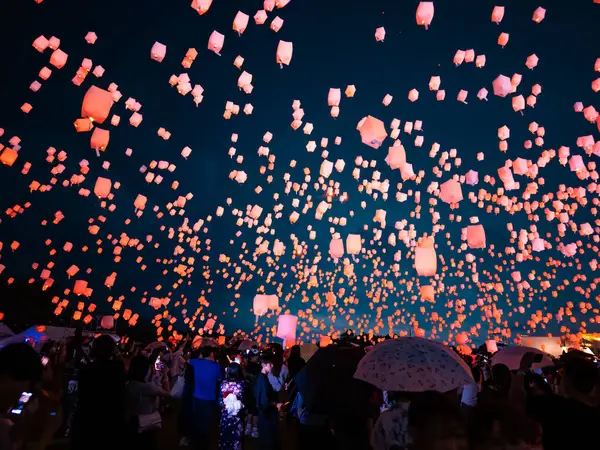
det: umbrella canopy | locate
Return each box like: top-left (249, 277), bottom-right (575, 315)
top-left (0, 323), bottom-right (14, 338)
top-left (492, 346), bottom-right (554, 371)
top-left (145, 341), bottom-right (169, 352)
top-left (354, 337), bottom-right (474, 392)
top-left (294, 344), bottom-right (374, 416)
top-left (299, 343), bottom-right (318, 361)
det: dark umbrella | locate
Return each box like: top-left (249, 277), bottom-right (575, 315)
top-left (293, 344), bottom-right (374, 416)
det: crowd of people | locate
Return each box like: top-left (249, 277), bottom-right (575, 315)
top-left (1, 330), bottom-right (600, 450)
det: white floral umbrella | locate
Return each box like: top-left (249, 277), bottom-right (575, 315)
top-left (492, 346), bottom-right (554, 371)
top-left (354, 337), bottom-right (474, 392)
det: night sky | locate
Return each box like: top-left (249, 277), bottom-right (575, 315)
top-left (0, 0), bottom-right (599, 345)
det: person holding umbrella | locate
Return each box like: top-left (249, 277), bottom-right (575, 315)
top-left (254, 352), bottom-right (281, 450)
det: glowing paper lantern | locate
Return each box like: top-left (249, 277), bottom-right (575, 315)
top-left (416, 2), bottom-right (434, 29)
top-left (276, 40), bottom-right (293, 67)
top-left (329, 238), bottom-right (344, 259)
top-left (276, 314), bottom-right (298, 342)
top-left (491, 6), bottom-right (505, 24)
top-left (81, 86), bottom-right (114, 124)
top-left (208, 31), bottom-right (225, 55)
top-left (150, 42), bottom-right (167, 62)
top-left (233, 11), bottom-right (249, 35)
top-left (485, 340), bottom-right (498, 353)
top-left (467, 224), bottom-right (486, 249)
top-left (253, 294), bottom-right (269, 318)
top-left (357, 116), bottom-right (387, 149)
top-left (346, 234), bottom-right (362, 255)
top-left (101, 315), bottom-right (114, 329)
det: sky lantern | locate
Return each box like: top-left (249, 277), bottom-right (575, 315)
top-left (101, 315), bottom-right (114, 329)
top-left (49, 49), bottom-right (68, 69)
top-left (94, 177), bottom-right (112, 198)
top-left (465, 170), bottom-right (479, 185)
top-left (33, 35), bottom-right (49, 52)
top-left (375, 27), bottom-right (386, 42)
top-left (85, 32), bottom-right (97, 44)
top-left (532, 7), bottom-right (546, 23)
top-left (276, 314), bottom-right (298, 343)
top-left (408, 89), bottom-right (419, 102)
top-left (467, 224), bottom-right (486, 249)
top-left (453, 50), bottom-right (465, 66)
top-left (90, 128), bottom-right (110, 153)
top-left (429, 76), bottom-right (441, 91)
top-left (421, 285), bottom-right (435, 303)
top-left (416, 2), bottom-right (434, 29)
top-left (346, 234), bottom-right (362, 255)
top-left (253, 295), bottom-right (269, 320)
top-left (328, 88), bottom-right (341, 107)
top-left (233, 11), bottom-right (250, 35)
top-left (491, 6), bottom-right (505, 24)
top-left (81, 86), bottom-right (114, 124)
top-left (526, 54), bottom-right (539, 69)
top-left (345, 85), bottom-right (356, 97)
top-left (512, 95), bottom-right (525, 113)
top-left (276, 40), bottom-right (293, 67)
top-left (134, 194), bottom-right (147, 210)
top-left (457, 90), bottom-right (468, 103)
top-left (208, 31), bottom-right (225, 55)
top-left (497, 33), bottom-right (509, 48)
top-left (415, 239), bottom-right (437, 277)
top-left (387, 144), bottom-right (406, 169)
top-left (493, 75), bottom-right (513, 97)
top-left (254, 10), bottom-right (268, 24)
top-left (150, 42), bottom-right (166, 62)
top-left (440, 179), bottom-right (463, 204)
top-left (477, 88), bottom-right (489, 101)
top-left (357, 116), bottom-right (387, 149)
top-left (191, 0), bottom-right (212, 14)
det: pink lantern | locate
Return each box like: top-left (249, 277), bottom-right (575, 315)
top-left (476, 55), bottom-right (486, 68)
top-left (94, 177), bottom-right (112, 198)
top-left (429, 76), bottom-right (441, 91)
top-left (477, 88), bottom-right (488, 101)
top-left (346, 234), bottom-right (362, 255)
top-left (467, 224), bottom-right (486, 249)
top-left (465, 170), bottom-right (479, 185)
top-left (440, 179), bottom-right (463, 204)
top-left (532, 6), bottom-right (546, 23)
top-left (420, 285), bottom-right (435, 302)
top-left (491, 6), bottom-right (505, 24)
top-left (329, 238), bottom-right (344, 258)
top-left (208, 31), bottom-right (225, 55)
top-left (408, 88), bottom-right (419, 102)
top-left (276, 40), bottom-right (293, 67)
top-left (497, 32), bottom-right (509, 48)
top-left (90, 128), bottom-right (110, 152)
top-left (457, 90), bottom-right (468, 103)
top-left (253, 294), bottom-right (269, 318)
top-left (101, 315), bottom-right (114, 329)
top-left (415, 246), bottom-right (437, 277)
top-left (81, 86), bottom-right (114, 124)
top-left (254, 10), bottom-right (268, 24)
top-left (375, 27), bottom-right (386, 42)
top-left (416, 2), bottom-right (434, 29)
top-left (328, 88), bottom-right (341, 107)
top-left (526, 54), bottom-right (539, 69)
top-left (357, 116), bottom-right (387, 149)
top-left (485, 340), bottom-right (498, 353)
top-left (387, 145), bottom-right (406, 169)
top-left (276, 314), bottom-right (298, 341)
top-left (493, 75), bottom-right (513, 97)
top-left (150, 41), bottom-right (166, 62)
top-left (453, 50), bottom-right (465, 66)
top-left (233, 11), bottom-right (249, 35)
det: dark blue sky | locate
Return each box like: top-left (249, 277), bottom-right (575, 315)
top-left (0, 0), bottom-right (599, 345)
